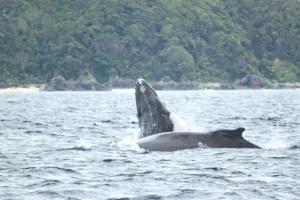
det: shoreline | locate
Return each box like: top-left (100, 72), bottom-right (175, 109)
top-left (0, 86), bottom-right (41, 93)
top-left (0, 82), bottom-right (300, 92)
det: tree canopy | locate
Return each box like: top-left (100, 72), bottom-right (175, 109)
top-left (0, 0), bottom-right (299, 84)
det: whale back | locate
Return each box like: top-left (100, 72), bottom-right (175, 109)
top-left (137, 129), bottom-right (260, 151)
top-left (206, 128), bottom-right (260, 148)
top-left (220, 127), bottom-right (245, 137)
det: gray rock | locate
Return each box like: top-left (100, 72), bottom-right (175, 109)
top-left (44, 71), bottom-right (109, 91)
top-left (237, 73), bottom-right (269, 89)
top-left (109, 76), bottom-right (135, 88)
top-left (44, 76), bottom-right (68, 91)
top-left (74, 71), bottom-right (104, 91)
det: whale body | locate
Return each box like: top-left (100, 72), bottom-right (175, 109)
top-left (135, 78), bottom-right (260, 151)
top-left (137, 128), bottom-right (260, 152)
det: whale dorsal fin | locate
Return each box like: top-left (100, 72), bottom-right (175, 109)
top-left (222, 128), bottom-right (245, 137)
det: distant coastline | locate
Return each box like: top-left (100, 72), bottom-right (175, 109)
top-left (0, 85), bottom-right (43, 93)
top-left (0, 82), bottom-right (300, 93)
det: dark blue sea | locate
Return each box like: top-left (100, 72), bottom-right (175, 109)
top-left (0, 90), bottom-right (299, 200)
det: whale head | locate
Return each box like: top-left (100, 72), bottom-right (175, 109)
top-left (135, 78), bottom-right (174, 138)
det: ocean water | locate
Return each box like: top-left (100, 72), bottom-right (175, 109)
top-left (0, 90), bottom-right (299, 200)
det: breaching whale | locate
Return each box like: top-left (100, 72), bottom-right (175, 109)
top-left (135, 78), bottom-right (260, 151)
top-left (135, 78), bottom-right (174, 138)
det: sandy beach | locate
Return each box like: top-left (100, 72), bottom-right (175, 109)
top-left (0, 86), bottom-right (40, 93)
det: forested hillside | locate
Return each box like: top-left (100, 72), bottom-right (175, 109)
top-left (0, 0), bottom-right (299, 85)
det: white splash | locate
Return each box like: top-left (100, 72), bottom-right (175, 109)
top-left (116, 135), bottom-right (141, 151)
top-left (170, 113), bottom-right (190, 132)
top-left (133, 131), bottom-right (142, 140)
top-left (117, 113), bottom-right (191, 152)
top-left (76, 139), bottom-right (93, 149)
top-left (264, 136), bottom-right (290, 149)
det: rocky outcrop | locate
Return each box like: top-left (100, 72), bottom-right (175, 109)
top-left (43, 71), bottom-right (109, 91)
top-left (108, 76), bottom-right (135, 88)
top-left (75, 71), bottom-right (106, 91)
top-left (151, 80), bottom-right (177, 90)
top-left (219, 83), bottom-right (238, 90)
top-left (44, 76), bottom-right (69, 91)
top-left (238, 73), bottom-right (269, 88)
top-left (268, 83), bottom-right (300, 89)
top-left (151, 77), bottom-right (220, 90)
top-left (0, 83), bottom-right (18, 88)
top-left (220, 73), bottom-right (269, 89)
top-left (180, 82), bottom-right (220, 90)
top-left (43, 73), bottom-right (299, 91)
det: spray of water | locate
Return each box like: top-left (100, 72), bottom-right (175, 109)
top-left (116, 135), bottom-right (141, 151)
top-left (263, 129), bottom-right (291, 149)
top-left (169, 113), bottom-right (190, 132)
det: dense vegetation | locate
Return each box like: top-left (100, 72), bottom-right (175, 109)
top-left (0, 0), bottom-right (299, 84)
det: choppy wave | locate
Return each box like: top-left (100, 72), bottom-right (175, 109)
top-left (0, 90), bottom-right (300, 199)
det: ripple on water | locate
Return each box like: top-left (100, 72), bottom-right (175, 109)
top-left (0, 91), bottom-right (300, 200)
